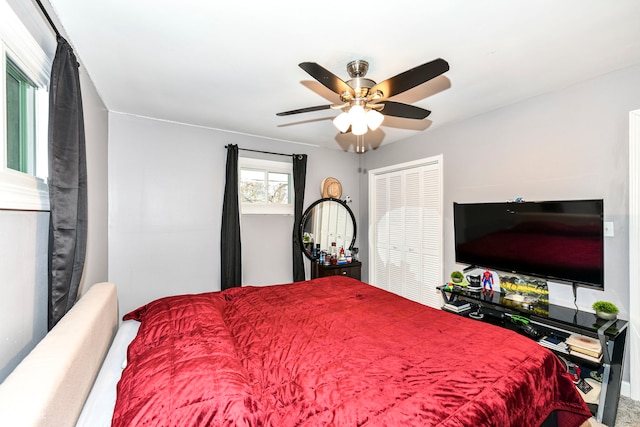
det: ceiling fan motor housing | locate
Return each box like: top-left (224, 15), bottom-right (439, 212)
top-left (344, 60), bottom-right (378, 100)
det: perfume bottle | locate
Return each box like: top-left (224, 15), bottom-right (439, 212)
top-left (338, 246), bottom-right (347, 264)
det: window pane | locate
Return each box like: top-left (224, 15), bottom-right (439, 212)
top-left (6, 69), bottom-right (20, 171)
top-left (6, 58), bottom-right (37, 175)
top-left (267, 172), bottom-right (289, 204)
top-left (240, 169), bottom-right (266, 203)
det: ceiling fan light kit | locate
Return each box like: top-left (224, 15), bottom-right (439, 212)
top-left (331, 104), bottom-right (384, 135)
top-left (277, 58), bottom-right (449, 151)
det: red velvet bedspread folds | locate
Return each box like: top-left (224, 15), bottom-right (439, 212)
top-left (113, 277), bottom-right (591, 427)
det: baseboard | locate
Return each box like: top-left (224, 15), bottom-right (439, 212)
top-left (621, 380), bottom-right (632, 398)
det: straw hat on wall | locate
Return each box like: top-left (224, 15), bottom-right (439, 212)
top-left (321, 177), bottom-right (342, 199)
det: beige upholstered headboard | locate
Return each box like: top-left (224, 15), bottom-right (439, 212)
top-left (0, 282), bottom-right (118, 427)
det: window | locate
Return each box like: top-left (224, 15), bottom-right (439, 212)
top-left (6, 58), bottom-right (37, 175)
top-left (239, 157), bottom-right (293, 215)
top-left (0, 0), bottom-right (52, 210)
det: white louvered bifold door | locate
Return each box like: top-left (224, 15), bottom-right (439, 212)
top-left (369, 156), bottom-right (442, 308)
top-left (387, 172), bottom-right (403, 296)
top-left (373, 173), bottom-right (390, 291)
top-left (403, 168), bottom-right (423, 303)
top-left (420, 163), bottom-right (443, 308)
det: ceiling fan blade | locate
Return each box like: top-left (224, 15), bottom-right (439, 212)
top-left (370, 58), bottom-right (449, 100)
top-left (276, 104), bottom-right (332, 116)
top-left (377, 101), bottom-right (431, 119)
top-left (299, 62), bottom-right (355, 96)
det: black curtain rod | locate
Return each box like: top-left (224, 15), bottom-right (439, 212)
top-left (225, 145), bottom-right (295, 158)
top-left (35, 0), bottom-right (61, 38)
top-left (0, 207), bottom-right (50, 213)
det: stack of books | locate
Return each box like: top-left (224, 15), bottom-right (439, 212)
top-left (443, 299), bottom-right (471, 313)
top-left (565, 334), bottom-right (603, 363)
top-left (538, 335), bottom-right (569, 354)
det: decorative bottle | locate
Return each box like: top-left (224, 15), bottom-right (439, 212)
top-left (338, 246), bottom-right (347, 264)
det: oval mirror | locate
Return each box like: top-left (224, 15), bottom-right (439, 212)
top-left (300, 198), bottom-right (356, 260)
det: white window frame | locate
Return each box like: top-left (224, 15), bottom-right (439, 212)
top-left (0, 0), bottom-right (52, 211)
top-left (239, 157), bottom-right (294, 215)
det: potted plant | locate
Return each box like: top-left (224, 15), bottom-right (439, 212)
top-left (592, 301), bottom-right (619, 320)
top-left (450, 271), bottom-right (464, 284)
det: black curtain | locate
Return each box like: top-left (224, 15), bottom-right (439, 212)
top-left (221, 144), bottom-right (242, 289)
top-left (292, 154), bottom-right (307, 282)
top-left (47, 37), bottom-right (87, 330)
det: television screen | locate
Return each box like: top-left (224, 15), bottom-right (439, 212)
top-left (453, 200), bottom-right (604, 288)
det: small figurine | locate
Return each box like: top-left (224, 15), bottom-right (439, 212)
top-left (482, 269), bottom-right (494, 293)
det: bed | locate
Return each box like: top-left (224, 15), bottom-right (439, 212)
top-left (113, 276), bottom-right (591, 426)
top-left (0, 282), bottom-right (120, 427)
top-left (0, 277), bottom-right (592, 427)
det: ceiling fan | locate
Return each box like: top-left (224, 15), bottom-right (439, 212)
top-left (276, 58), bottom-right (450, 143)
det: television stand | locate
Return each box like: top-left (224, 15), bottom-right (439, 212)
top-left (438, 286), bottom-right (628, 427)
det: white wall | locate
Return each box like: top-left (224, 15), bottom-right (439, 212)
top-left (80, 63), bottom-right (110, 294)
top-left (362, 63), bottom-right (640, 384)
top-left (108, 113), bottom-right (360, 315)
top-left (0, 211), bottom-right (48, 381)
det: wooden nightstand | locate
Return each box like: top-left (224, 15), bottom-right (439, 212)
top-left (311, 261), bottom-right (361, 280)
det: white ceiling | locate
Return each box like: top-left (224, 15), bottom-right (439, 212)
top-left (47, 0), bottom-right (640, 152)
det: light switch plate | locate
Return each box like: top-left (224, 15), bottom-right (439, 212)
top-left (604, 221), bottom-right (614, 237)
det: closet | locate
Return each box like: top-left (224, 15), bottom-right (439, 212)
top-left (368, 155), bottom-right (442, 308)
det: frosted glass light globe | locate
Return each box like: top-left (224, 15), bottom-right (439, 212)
top-left (348, 105), bottom-right (365, 121)
top-left (351, 121), bottom-right (368, 135)
top-left (332, 112), bottom-right (351, 133)
top-left (348, 105), bottom-right (367, 135)
top-left (366, 109), bottom-right (384, 131)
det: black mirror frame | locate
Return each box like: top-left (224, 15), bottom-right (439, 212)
top-left (299, 197), bottom-right (357, 261)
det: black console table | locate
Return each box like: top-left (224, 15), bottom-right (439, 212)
top-left (438, 286), bottom-right (628, 427)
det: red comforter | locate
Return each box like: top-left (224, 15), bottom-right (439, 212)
top-left (113, 277), bottom-right (591, 427)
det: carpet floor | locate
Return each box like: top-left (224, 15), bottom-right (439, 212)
top-left (586, 395), bottom-right (640, 427)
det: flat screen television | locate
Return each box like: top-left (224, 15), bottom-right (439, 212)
top-left (453, 199), bottom-right (604, 289)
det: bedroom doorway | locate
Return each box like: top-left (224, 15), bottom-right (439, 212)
top-left (368, 155), bottom-right (443, 309)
